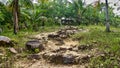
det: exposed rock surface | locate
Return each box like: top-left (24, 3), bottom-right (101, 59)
top-left (26, 26), bottom-right (92, 64)
top-left (42, 48), bottom-right (92, 64)
top-left (15, 26), bottom-right (94, 68)
top-left (25, 40), bottom-right (44, 51)
top-left (48, 26), bottom-right (81, 39)
top-left (0, 36), bottom-right (15, 47)
top-left (27, 54), bottom-right (41, 60)
top-left (9, 47), bottom-right (18, 54)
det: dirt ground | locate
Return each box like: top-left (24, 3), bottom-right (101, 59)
top-left (14, 26), bottom-right (99, 68)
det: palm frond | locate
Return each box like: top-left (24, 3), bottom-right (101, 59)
top-left (20, 0), bottom-right (33, 8)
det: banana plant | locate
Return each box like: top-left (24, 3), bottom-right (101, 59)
top-left (0, 1), bottom-right (13, 28)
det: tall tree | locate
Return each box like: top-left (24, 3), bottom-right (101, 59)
top-left (9, 0), bottom-right (33, 34)
top-left (13, 0), bottom-right (19, 34)
top-left (105, 0), bottom-right (110, 32)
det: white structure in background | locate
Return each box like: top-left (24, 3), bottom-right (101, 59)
top-left (85, 0), bottom-right (120, 16)
top-left (31, 0), bottom-right (38, 3)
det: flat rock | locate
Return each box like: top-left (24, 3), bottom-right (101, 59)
top-left (63, 54), bottom-right (76, 64)
top-left (9, 47), bottom-right (18, 54)
top-left (55, 38), bottom-right (64, 45)
top-left (59, 46), bottom-right (72, 51)
top-left (27, 54), bottom-right (41, 60)
top-left (0, 36), bottom-right (10, 43)
top-left (0, 53), bottom-right (4, 56)
top-left (48, 34), bottom-right (59, 39)
top-left (26, 40), bottom-right (44, 51)
top-left (0, 36), bottom-right (14, 47)
top-left (42, 50), bottom-right (88, 64)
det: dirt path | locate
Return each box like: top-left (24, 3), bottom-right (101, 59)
top-left (15, 26), bottom-right (99, 68)
top-left (16, 59), bottom-right (87, 68)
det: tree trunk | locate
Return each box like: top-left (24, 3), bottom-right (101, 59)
top-left (105, 0), bottom-right (110, 32)
top-left (13, 0), bottom-right (19, 34)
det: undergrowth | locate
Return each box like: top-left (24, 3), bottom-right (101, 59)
top-left (73, 25), bottom-right (120, 67)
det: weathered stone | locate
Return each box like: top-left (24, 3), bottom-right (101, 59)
top-left (47, 26), bottom-right (80, 41)
top-left (59, 34), bottom-right (67, 39)
top-left (9, 47), bottom-right (18, 54)
top-left (26, 40), bottom-right (44, 51)
top-left (63, 54), bottom-right (76, 64)
top-left (42, 51), bottom-right (92, 64)
top-left (57, 30), bottom-right (65, 35)
top-left (42, 50), bottom-right (83, 64)
top-left (55, 38), bottom-right (64, 45)
top-left (78, 44), bottom-right (93, 51)
top-left (72, 47), bottom-right (78, 52)
top-left (43, 52), bottom-right (63, 63)
top-left (41, 37), bottom-right (48, 44)
top-left (27, 54), bottom-right (40, 60)
top-left (48, 34), bottom-right (59, 40)
top-left (23, 26), bottom-right (92, 65)
top-left (51, 47), bottom-right (61, 52)
top-left (73, 30), bottom-right (78, 34)
top-left (59, 46), bottom-right (72, 51)
top-left (0, 36), bottom-right (14, 47)
top-left (0, 36), bottom-right (10, 43)
top-left (66, 30), bottom-right (74, 35)
top-left (64, 26), bottom-right (78, 30)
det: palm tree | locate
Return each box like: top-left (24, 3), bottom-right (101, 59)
top-left (9, 0), bottom-right (33, 34)
top-left (105, 0), bottom-right (110, 32)
top-left (13, 0), bottom-right (19, 34)
top-left (71, 0), bottom-right (84, 25)
top-left (0, 1), bottom-right (13, 28)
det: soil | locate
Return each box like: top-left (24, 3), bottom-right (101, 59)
top-left (14, 26), bottom-right (100, 68)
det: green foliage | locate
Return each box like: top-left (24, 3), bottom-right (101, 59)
top-left (34, 48), bottom-right (40, 53)
top-left (0, 0), bottom-right (120, 30)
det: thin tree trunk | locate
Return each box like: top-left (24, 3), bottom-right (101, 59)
top-left (105, 0), bottom-right (110, 32)
top-left (13, 0), bottom-right (19, 34)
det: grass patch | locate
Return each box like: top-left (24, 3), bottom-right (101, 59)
top-left (0, 26), bottom-right (60, 47)
top-left (72, 25), bottom-right (120, 67)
